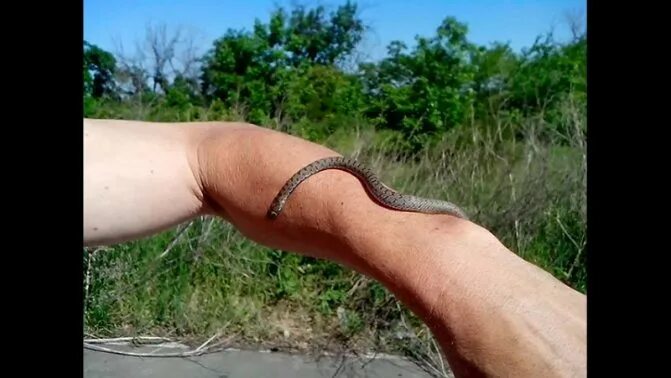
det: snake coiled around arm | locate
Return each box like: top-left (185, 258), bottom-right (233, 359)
top-left (267, 156), bottom-right (469, 220)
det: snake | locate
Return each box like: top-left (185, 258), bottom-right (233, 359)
top-left (266, 156), bottom-right (469, 220)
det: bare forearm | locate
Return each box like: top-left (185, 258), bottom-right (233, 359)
top-left (310, 189), bottom-right (586, 377)
top-left (356, 219), bottom-right (587, 377)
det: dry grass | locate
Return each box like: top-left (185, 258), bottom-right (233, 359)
top-left (84, 97), bottom-right (585, 377)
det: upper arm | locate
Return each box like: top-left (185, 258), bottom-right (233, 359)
top-left (83, 119), bottom-right (207, 246)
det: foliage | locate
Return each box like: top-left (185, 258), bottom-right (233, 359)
top-left (198, 1), bottom-right (365, 124)
top-left (86, 4), bottom-right (585, 149)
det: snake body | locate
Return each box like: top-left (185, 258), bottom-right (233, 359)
top-left (267, 156), bottom-right (468, 220)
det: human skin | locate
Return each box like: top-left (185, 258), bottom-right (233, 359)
top-left (84, 118), bottom-right (586, 377)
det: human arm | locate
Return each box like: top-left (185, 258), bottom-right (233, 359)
top-left (83, 118), bottom-right (586, 377)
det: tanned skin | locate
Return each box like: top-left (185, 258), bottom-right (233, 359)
top-left (84, 118), bottom-right (586, 377)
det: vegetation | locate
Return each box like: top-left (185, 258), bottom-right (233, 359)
top-left (84, 2), bottom-right (586, 370)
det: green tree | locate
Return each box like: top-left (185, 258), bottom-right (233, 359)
top-left (283, 1), bottom-right (364, 67)
top-left (165, 74), bottom-right (202, 110)
top-left (508, 33), bottom-right (586, 113)
top-left (83, 41), bottom-right (117, 99)
top-left (361, 17), bottom-right (478, 149)
top-left (200, 2), bottom-right (366, 124)
top-left (83, 41), bottom-right (117, 116)
top-left (470, 42), bottom-right (519, 117)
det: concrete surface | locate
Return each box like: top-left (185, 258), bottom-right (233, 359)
top-left (84, 343), bottom-right (442, 378)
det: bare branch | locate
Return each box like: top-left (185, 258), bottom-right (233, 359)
top-left (563, 8), bottom-right (586, 40)
top-left (109, 22), bottom-right (203, 97)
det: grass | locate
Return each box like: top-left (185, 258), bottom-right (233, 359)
top-left (84, 97), bottom-right (585, 376)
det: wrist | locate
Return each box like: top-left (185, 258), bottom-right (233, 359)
top-left (344, 211), bottom-right (586, 377)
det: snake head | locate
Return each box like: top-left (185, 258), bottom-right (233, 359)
top-left (267, 207), bottom-right (281, 219)
top-left (267, 198), bottom-right (286, 220)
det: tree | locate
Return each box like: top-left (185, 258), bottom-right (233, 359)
top-left (470, 42), bottom-right (519, 117)
top-left (114, 23), bottom-right (202, 98)
top-left (508, 33), bottom-right (586, 114)
top-left (200, 2), bottom-right (367, 124)
top-left (83, 41), bottom-right (117, 99)
top-left (360, 17), bottom-right (478, 148)
top-left (283, 1), bottom-right (365, 67)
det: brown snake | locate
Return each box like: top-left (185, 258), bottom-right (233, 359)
top-left (267, 156), bottom-right (469, 220)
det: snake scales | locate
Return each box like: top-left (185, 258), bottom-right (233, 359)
top-left (267, 156), bottom-right (468, 220)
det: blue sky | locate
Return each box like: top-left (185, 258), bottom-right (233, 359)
top-left (84, 0), bottom-right (585, 62)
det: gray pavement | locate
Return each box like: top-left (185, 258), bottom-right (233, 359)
top-left (84, 343), bottom-right (444, 378)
